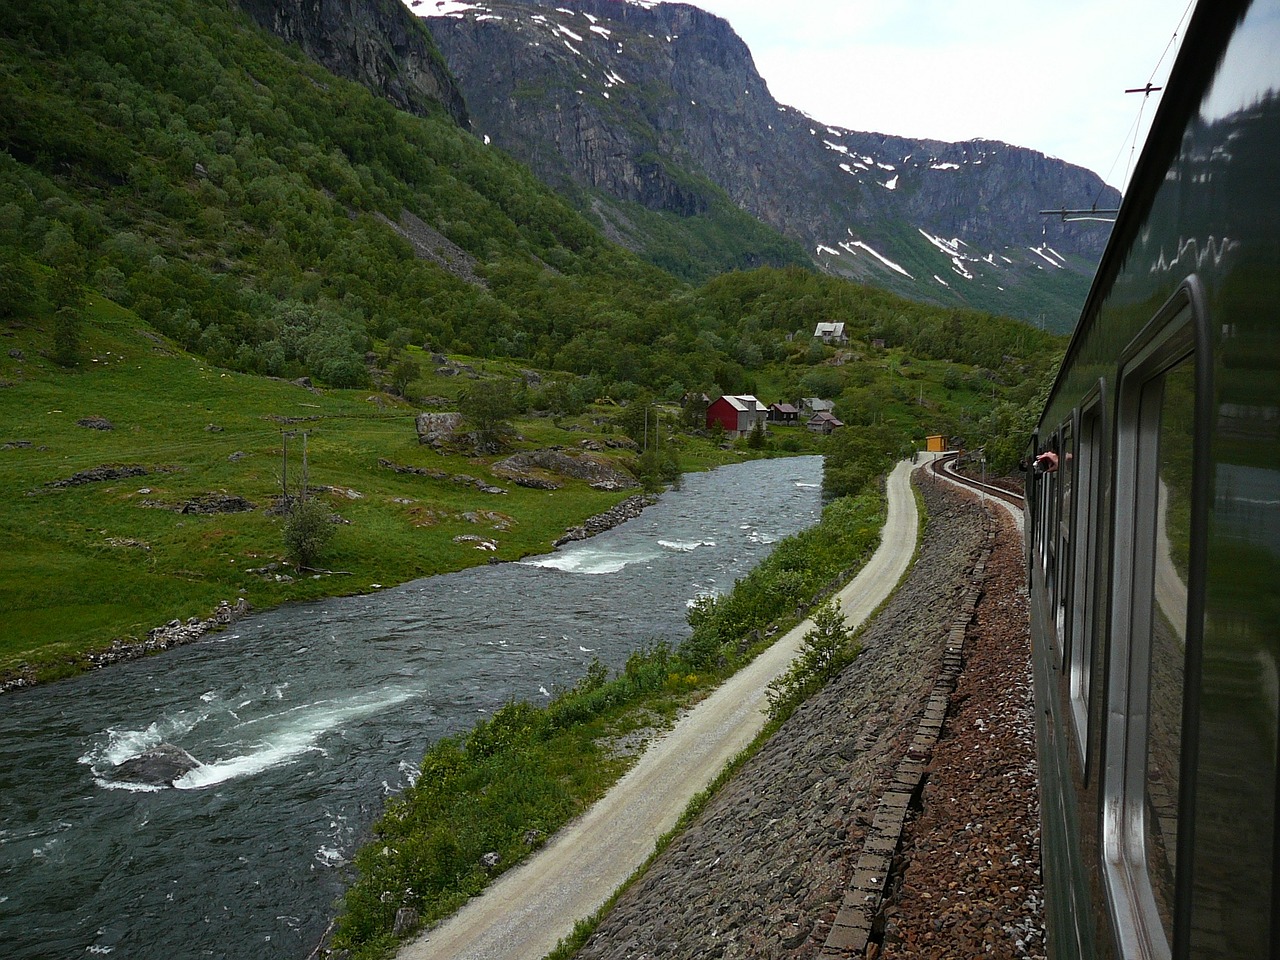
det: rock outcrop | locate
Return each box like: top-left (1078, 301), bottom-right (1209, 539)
top-left (493, 449), bottom-right (640, 491)
top-left (414, 411), bottom-right (464, 450)
top-left (236, 0), bottom-right (468, 126)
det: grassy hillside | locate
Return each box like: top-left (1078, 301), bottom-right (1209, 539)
top-left (0, 296), bottom-right (682, 684)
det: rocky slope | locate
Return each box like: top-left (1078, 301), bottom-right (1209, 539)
top-left (411, 0), bottom-right (1119, 330)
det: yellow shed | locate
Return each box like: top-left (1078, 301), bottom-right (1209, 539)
top-left (925, 435), bottom-right (947, 453)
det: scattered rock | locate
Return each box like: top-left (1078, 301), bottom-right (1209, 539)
top-left (2, 440), bottom-right (32, 450)
top-left (140, 493), bottom-right (256, 514)
top-left (205, 424), bottom-right (224, 433)
top-left (76, 415), bottom-right (114, 431)
top-left (379, 458), bottom-right (447, 481)
top-left (46, 464), bottom-right (147, 488)
top-left (452, 474), bottom-right (507, 495)
top-left (228, 451), bottom-right (246, 462)
top-left (453, 534), bottom-right (498, 551)
top-left (8, 349), bottom-right (24, 360)
top-left (480, 851), bottom-right (502, 872)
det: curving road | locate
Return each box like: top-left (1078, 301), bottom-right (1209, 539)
top-left (398, 459), bottom-right (922, 960)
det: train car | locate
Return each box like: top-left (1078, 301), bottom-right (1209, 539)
top-left (1026, 2), bottom-right (1280, 958)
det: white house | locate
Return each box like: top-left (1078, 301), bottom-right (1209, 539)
top-left (813, 322), bottom-right (848, 345)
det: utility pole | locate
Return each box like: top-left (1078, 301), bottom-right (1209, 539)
top-left (300, 429), bottom-right (309, 501)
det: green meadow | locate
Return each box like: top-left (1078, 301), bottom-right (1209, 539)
top-left (0, 298), bottom-right (697, 684)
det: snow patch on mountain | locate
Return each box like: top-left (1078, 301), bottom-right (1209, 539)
top-left (841, 240), bottom-right (913, 279)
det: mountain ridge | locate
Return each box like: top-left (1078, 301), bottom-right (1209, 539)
top-left (413, 0), bottom-right (1119, 330)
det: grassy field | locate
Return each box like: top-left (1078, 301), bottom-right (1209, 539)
top-left (0, 301), bottom-right (755, 684)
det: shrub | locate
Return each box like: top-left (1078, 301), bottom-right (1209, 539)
top-left (766, 599), bottom-right (860, 719)
top-left (282, 496), bottom-right (335, 568)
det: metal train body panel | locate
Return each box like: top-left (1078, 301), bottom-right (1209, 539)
top-left (1026, 2), bottom-right (1280, 958)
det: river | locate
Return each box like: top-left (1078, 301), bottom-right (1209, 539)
top-left (0, 456), bottom-right (823, 959)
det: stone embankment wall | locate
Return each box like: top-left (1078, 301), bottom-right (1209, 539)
top-left (577, 475), bottom-right (989, 959)
top-left (554, 494), bottom-right (657, 546)
top-left (0, 599), bottom-right (250, 695)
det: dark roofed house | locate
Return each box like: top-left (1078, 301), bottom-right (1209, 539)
top-left (806, 411), bottom-right (845, 435)
top-left (799, 397), bottom-right (835, 417)
top-left (768, 402), bottom-right (799, 425)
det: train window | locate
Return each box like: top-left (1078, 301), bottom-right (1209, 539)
top-left (1105, 314), bottom-right (1197, 960)
top-left (1056, 420), bottom-right (1075, 652)
top-left (1068, 400), bottom-right (1103, 760)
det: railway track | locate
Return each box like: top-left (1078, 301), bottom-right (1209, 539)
top-left (928, 452), bottom-right (1025, 510)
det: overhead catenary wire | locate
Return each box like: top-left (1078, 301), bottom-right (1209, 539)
top-left (1094, 0), bottom-right (1197, 203)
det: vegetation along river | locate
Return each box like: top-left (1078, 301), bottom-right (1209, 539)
top-left (0, 456), bottom-right (824, 960)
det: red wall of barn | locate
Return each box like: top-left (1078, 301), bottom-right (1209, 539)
top-left (706, 398), bottom-right (738, 432)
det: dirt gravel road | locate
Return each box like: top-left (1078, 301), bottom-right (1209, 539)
top-left (398, 459), bottom-right (922, 960)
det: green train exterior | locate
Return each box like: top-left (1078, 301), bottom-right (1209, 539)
top-left (1026, 2), bottom-right (1280, 958)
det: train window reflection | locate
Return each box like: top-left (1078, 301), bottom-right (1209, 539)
top-left (1057, 421), bottom-right (1074, 656)
top-left (1105, 311), bottom-right (1196, 960)
top-left (1145, 358), bottom-right (1194, 945)
top-left (1069, 406), bottom-right (1101, 758)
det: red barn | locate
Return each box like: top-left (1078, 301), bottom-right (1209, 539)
top-left (707, 395), bottom-right (768, 437)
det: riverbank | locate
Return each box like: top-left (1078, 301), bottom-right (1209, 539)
top-left (327, 464), bottom-right (901, 959)
top-left (0, 488), bottom-right (670, 695)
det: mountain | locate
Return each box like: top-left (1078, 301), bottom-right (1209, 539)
top-left (410, 0), bottom-right (1119, 331)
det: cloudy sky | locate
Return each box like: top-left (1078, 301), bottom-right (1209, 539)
top-left (689, 0), bottom-right (1194, 189)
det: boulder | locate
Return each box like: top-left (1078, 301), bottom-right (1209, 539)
top-left (415, 411), bottom-right (464, 450)
top-left (112, 743), bottom-right (202, 787)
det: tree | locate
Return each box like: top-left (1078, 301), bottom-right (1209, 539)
top-left (767, 599), bottom-right (858, 718)
top-left (52, 307), bottom-right (83, 367)
top-left (459, 380), bottom-right (520, 453)
top-left (389, 358), bottom-right (420, 398)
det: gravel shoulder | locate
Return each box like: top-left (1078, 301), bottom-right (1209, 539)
top-left (878, 500), bottom-right (1043, 959)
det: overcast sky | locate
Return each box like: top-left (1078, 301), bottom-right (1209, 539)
top-left (689, 0), bottom-right (1193, 189)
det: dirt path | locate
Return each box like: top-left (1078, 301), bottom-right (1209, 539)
top-left (397, 459), bottom-right (922, 960)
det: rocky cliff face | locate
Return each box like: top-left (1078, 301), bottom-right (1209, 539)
top-left (412, 0), bottom-right (1118, 329)
top-left (237, 0), bottom-right (468, 126)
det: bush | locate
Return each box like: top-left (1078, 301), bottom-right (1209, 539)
top-left (282, 496), bottom-right (335, 568)
top-left (766, 599), bottom-right (860, 718)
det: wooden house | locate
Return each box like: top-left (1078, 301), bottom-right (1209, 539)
top-left (813, 322), bottom-right (848, 345)
top-left (806, 411), bottom-right (845, 435)
top-left (767, 402), bottom-right (800, 425)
